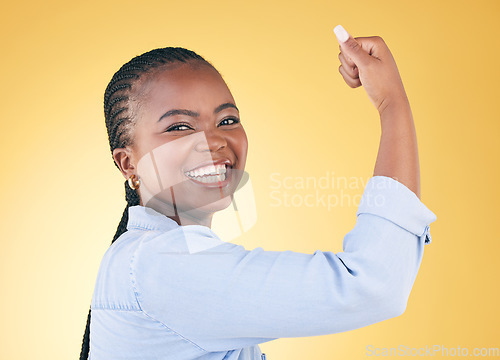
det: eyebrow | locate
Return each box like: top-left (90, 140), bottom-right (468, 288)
top-left (158, 103), bottom-right (239, 122)
top-left (214, 102), bottom-right (238, 114)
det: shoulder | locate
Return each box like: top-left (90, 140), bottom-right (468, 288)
top-left (91, 229), bottom-right (148, 309)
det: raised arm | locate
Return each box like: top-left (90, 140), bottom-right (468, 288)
top-left (334, 25), bottom-right (421, 198)
top-left (121, 28), bottom-right (437, 354)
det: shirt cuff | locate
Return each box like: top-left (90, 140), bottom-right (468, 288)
top-left (356, 176), bottom-right (437, 244)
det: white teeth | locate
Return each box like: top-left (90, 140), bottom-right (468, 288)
top-left (185, 171), bottom-right (227, 183)
top-left (185, 163), bottom-right (229, 179)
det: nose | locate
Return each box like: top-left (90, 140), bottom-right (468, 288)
top-left (194, 130), bottom-right (227, 153)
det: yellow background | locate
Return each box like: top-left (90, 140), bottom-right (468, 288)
top-left (1, 0), bottom-right (499, 359)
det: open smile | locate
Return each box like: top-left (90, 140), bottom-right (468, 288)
top-left (184, 161), bottom-right (233, 187)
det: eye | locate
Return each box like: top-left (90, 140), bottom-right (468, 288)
top-left (165, 123), bottom-right (194, 132)
top-left (218, 117), bottom-right (240, 127)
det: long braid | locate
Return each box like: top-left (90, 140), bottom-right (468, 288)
top-left (79, 47), bottom-right (213, 359)
top-left (112, 181), bottom-right (141, 243)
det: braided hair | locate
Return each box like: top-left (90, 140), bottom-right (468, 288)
top-left (79, 47), bottom-right (214, 360)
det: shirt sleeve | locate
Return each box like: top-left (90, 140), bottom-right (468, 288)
top-left (130, 176), bottom-right (437, 352)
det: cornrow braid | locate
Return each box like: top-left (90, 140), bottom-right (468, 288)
top-left (79, 47), bottom-right (213, 360)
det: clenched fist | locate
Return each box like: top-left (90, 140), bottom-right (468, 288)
top-left (334, 25), bottom-right (409, 115)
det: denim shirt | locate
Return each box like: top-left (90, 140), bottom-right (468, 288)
top-left (90, 176), bottom-right (437, 359)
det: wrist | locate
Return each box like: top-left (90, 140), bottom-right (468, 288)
top-left (378, 93), bottom-right (410, 116)
top-left (379, 95), bottom-right (413, 127)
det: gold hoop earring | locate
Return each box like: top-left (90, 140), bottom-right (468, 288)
top-left (127, 174), bottom-right (140, 190)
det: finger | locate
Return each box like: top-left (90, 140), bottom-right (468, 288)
top-left (334, 25), bottom-right (372, 68)
top-left (338, 65), bottom-right (361, 88)
top-left (353, 36), bottom-right (388, 61)
top-left (338, 52), bottom-right (359, 79)
top-left (339, 51), bottom-right (356, 69)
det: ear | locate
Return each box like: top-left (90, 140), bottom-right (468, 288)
top-left (112, 147), bottom-right (136, 179)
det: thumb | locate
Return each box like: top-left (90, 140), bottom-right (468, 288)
top-left (333, 25), bottom-right (372, 68)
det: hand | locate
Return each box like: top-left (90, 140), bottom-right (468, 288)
top-left (334, 25), bottom-right (408, 114)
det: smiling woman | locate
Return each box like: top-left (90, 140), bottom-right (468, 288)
top-left (113, 60), bottom-right (248, 227)
top-left (80, 26), bottom-right (437, 360)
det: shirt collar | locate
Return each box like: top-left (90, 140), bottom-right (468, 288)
top-left (126, 205), bottom-right (225, 253)
top-left (126, 205), bottom-right (180, 232)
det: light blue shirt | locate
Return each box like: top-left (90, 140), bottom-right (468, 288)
top-left (90, 176), bottom-right (437, 360)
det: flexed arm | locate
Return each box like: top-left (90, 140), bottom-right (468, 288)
top-left (124, 29), bottom-right (436, 354)
top-left (334, 25), bottom-right (421, 199)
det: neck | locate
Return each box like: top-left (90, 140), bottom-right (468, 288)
top-left (167, 213), bottom-right (213, 227)
top-left (140, 198), bottom-right (213, 228)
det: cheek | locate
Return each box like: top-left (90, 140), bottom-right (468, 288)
top-left (136, 138), bottom-right (195, 191)
top-left (130, 127), bottom-right (157, 164)
top-left (229, 129), bottom-right (248, 164)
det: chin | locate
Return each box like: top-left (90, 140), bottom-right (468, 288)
top-left (195, 194), bottom-right (234, 214)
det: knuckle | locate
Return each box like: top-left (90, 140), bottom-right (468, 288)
top-left (348, 41), bottom-right (360, 51)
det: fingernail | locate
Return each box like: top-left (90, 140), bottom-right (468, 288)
top-left (334, 25), bottom-right (350, 43)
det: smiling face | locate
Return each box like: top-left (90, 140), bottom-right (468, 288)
top-left (113, 60), bottom-right (248, 226)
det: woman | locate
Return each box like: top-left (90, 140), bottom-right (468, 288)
top-left (80, 25), bottom-right (437, 359)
